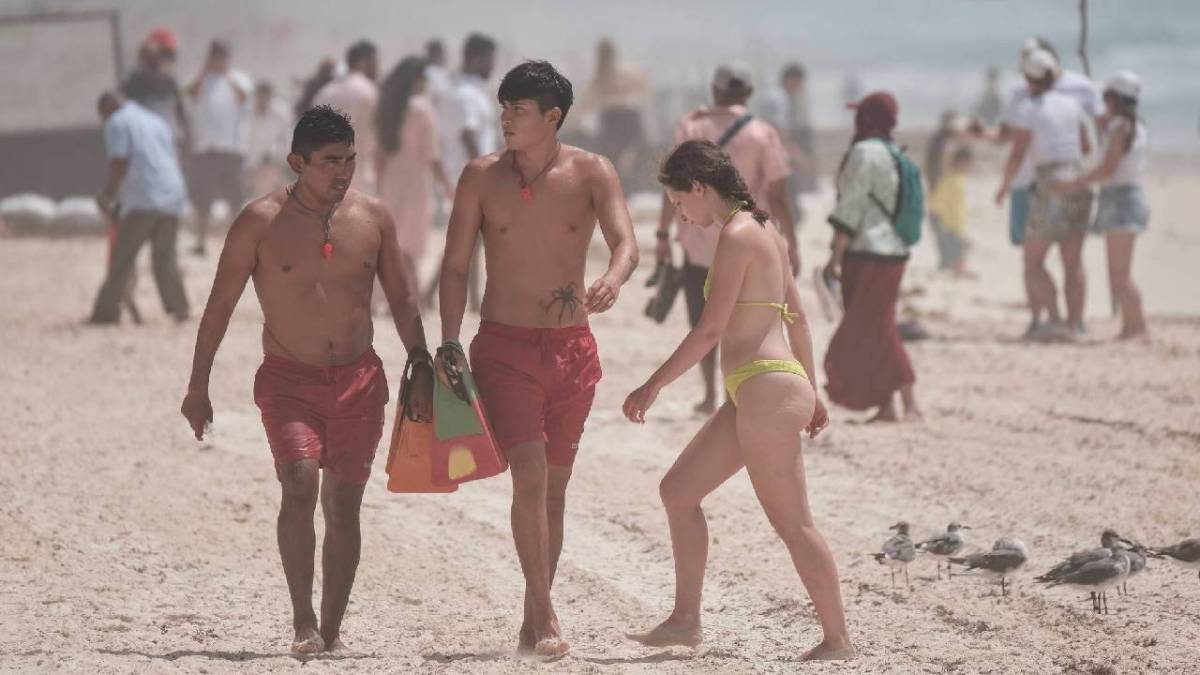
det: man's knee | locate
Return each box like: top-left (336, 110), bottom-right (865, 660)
top-left (508, 444), bottom-right (549, 501)
top-left (278, 460), bottom-right (320, 514)
top-left (546, 466), bottom-right (572, 512)
top-left (321, 476), bottom-right (366, 530)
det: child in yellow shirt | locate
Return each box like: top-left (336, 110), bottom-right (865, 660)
top-left (928, 146), bottom-right (972, 275)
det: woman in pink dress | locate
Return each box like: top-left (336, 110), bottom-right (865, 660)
top-left (376, 57), bottom-right (453, 293)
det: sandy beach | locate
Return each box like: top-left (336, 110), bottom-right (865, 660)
top-left (2, 165), bottom-right (1199, 674)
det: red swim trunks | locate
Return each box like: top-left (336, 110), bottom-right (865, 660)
top-left (469, 321), bottom-right (602, 467)
top-left (253, 347), bottom-right (389, 484)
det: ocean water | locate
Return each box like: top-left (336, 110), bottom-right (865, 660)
top-left (3, 0), bottom-right (1197, 148)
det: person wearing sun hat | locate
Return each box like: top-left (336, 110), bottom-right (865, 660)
top-left (1051, 70), bottom-right (1149, 340)
top-left (996, 48), bottom-right (1095, 342)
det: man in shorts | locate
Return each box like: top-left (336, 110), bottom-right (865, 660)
top-left (180, 105), bottom-right (433, 654)
top-left (437, 60), bottom-right (638, 656)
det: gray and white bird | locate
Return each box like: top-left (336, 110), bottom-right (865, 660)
top-left (915, 522), bottom-right (970, 580)
top-left (1120, 544), bottom-right (1147, 596)
top-left (1035, 529), bottom-right (1133, 585)
top-left (949, 536), bottom-right (1029, 597)
top-left (873, 521), bottom-right (916, 588)
top-left (1045, 547), bottom-right (1131, 614)
top-left (1148, 537), bottom-right (1200, 583)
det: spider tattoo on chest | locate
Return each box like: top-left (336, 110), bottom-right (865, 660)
top-left (545, 283), bottom-right (580, 324)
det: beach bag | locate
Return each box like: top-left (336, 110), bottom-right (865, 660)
top-left (430, 342), bottom-right (507, 486)
top-left (385, 351), bottom-right (456, 493)
top-left (870, 142), bottom-right (925, 246)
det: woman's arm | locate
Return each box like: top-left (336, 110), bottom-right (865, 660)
top-left (1057, 123), bottom-right (1128, 191)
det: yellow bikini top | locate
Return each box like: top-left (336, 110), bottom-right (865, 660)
top-left (703, 266), bottom-right (798, 324)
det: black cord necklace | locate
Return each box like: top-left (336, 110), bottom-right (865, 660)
top-left (286, 181), bottom-right (341, 260)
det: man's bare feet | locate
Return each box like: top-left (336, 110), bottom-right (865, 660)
top-left (1117, 327), bottom-right (1149, 343)
top-left (866, 407), bottom-right (899, 424)
top-left (324, 637), bottom-right (351, 655)
top-left (517, 622), bottom-right (536, 654)
top-left (626, 617), bottom-right (702, 648)
top-left (801, 638), bottom-right (855, 661)
top-left (533, 636), bottom-right (571, 659)
top-left (290, 626), bottom-right (325, 654)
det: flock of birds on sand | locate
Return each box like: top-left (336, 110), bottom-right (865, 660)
top-left (872, 523), bottom-right (1200, 614)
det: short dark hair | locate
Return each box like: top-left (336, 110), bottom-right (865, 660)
top-left (291, 105), bottom-right (355, 159)
top-left (463, 33), bottom-right (496, 61)
top-left (425, 39), bottom-right (445, 60)
top-left (346, 40), bottom-right (377, 68)
top-left (782, 62), bottom-right (806, 80)
top-left (497, 60), bottom-right (574, 129)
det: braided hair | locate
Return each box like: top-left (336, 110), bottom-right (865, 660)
top-left (659, 140), bottom-right (770, 225)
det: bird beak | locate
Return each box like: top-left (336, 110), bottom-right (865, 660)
top-left (1120, 537), bottom-right (1138, 549)
top-left (889, 522), bottom-right (902, 531)
top-left (961, 525), bottom-right (973, 530)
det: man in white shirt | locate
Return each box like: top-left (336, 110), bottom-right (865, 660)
top-left (242, 81), bottom-right (293, 199)
top-left (90, 92), bottom-right (189, 324)
top-left (186, 39), bottom-right (253, 256)
top-left (441, 34), bottom-right (499, 183)
top-left (423, 33), bottom-right (497, 310)
top-left (996, 49), bottom-right (1094, 341)
top-left (314, 40), bottom-right (380, 195)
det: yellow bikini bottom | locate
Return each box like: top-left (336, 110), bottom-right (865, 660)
top-left (724, 359), bottom-right (809, 406)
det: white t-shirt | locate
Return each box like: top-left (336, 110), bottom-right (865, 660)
top-left (241, 98), bottom-right (293, 167)
top-left (1010, 89), bottom-right (1087, 167)
top-left (1003, 69), bottom-right (1102, 186)
top-left (442, 73), bottom-right (498, 182)
top-left (314, 71), bottom-right (379, 192)
top-left (1103, 116), bottom-right (1147, 187)
top-left (192, 69), bottom-right (253, 154)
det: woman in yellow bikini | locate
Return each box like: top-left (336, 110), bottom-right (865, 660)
top-left (623, 140), bottom-right (852, 661)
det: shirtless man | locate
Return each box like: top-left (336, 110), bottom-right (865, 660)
top-left (180, 105), bottom-right (432, 654)
top-left (438, 60), bottom-right (638, 656)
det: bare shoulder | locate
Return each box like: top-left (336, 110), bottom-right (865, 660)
top-left (718, 214), bottom-right (761, 251)
top-left (566, 145), bottom-right (618, 185)
top-left (233, 190), bottom-right (284, 235)
top-left (463, 151), bottom-right (506, 184)
top-left (343, 188), bottom-right (388, 217)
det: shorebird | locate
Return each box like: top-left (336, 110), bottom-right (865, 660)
top-left (1120, 544), bottom-right (1147, 596)
top-left (873, 521), bottom-right (916, 588)
top-left (949, 536), bottom-right (1029, 597)
top-left (1148, 537), bottom-right (1200, 583)
top-left (1045, 548), bottom-right (1131, 614)
top-left (1035, 530), bottom-right (1133, 585)
top-left (916, 522), bottom-right (970, 580)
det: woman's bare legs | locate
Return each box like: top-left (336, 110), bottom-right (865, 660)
top-left (735, 373), bottom-right (853, 660)
top-left (1106, 231), bottom-right (1147, 339)
top-left (627, 403), bottom-right (743, 647)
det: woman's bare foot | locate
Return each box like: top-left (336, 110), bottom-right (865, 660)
top-left (626, 617), bottom-right (702, 648)
top-left (290, 626), bottom-right (325, 655)
top-left (694, 397), bottom-right (716, 415)
top-left (802, 638), bottom-right (855, 661)
top-left (903, 407), bottom-right (924, 422)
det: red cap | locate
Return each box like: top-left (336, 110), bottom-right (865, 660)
top-left (146, 28), bottom-right (178, 54)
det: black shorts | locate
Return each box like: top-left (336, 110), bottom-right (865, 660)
top-left (188, 150), bottom-right (245, 213)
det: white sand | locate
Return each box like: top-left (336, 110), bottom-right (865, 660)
top-left (1, 170), bottom-right (1198, 674)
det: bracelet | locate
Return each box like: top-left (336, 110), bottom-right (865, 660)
top-left (655, 230), bottom-right (670, 241)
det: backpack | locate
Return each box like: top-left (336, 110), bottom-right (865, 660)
top-left (869, 141), bottom-right (925, 246)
